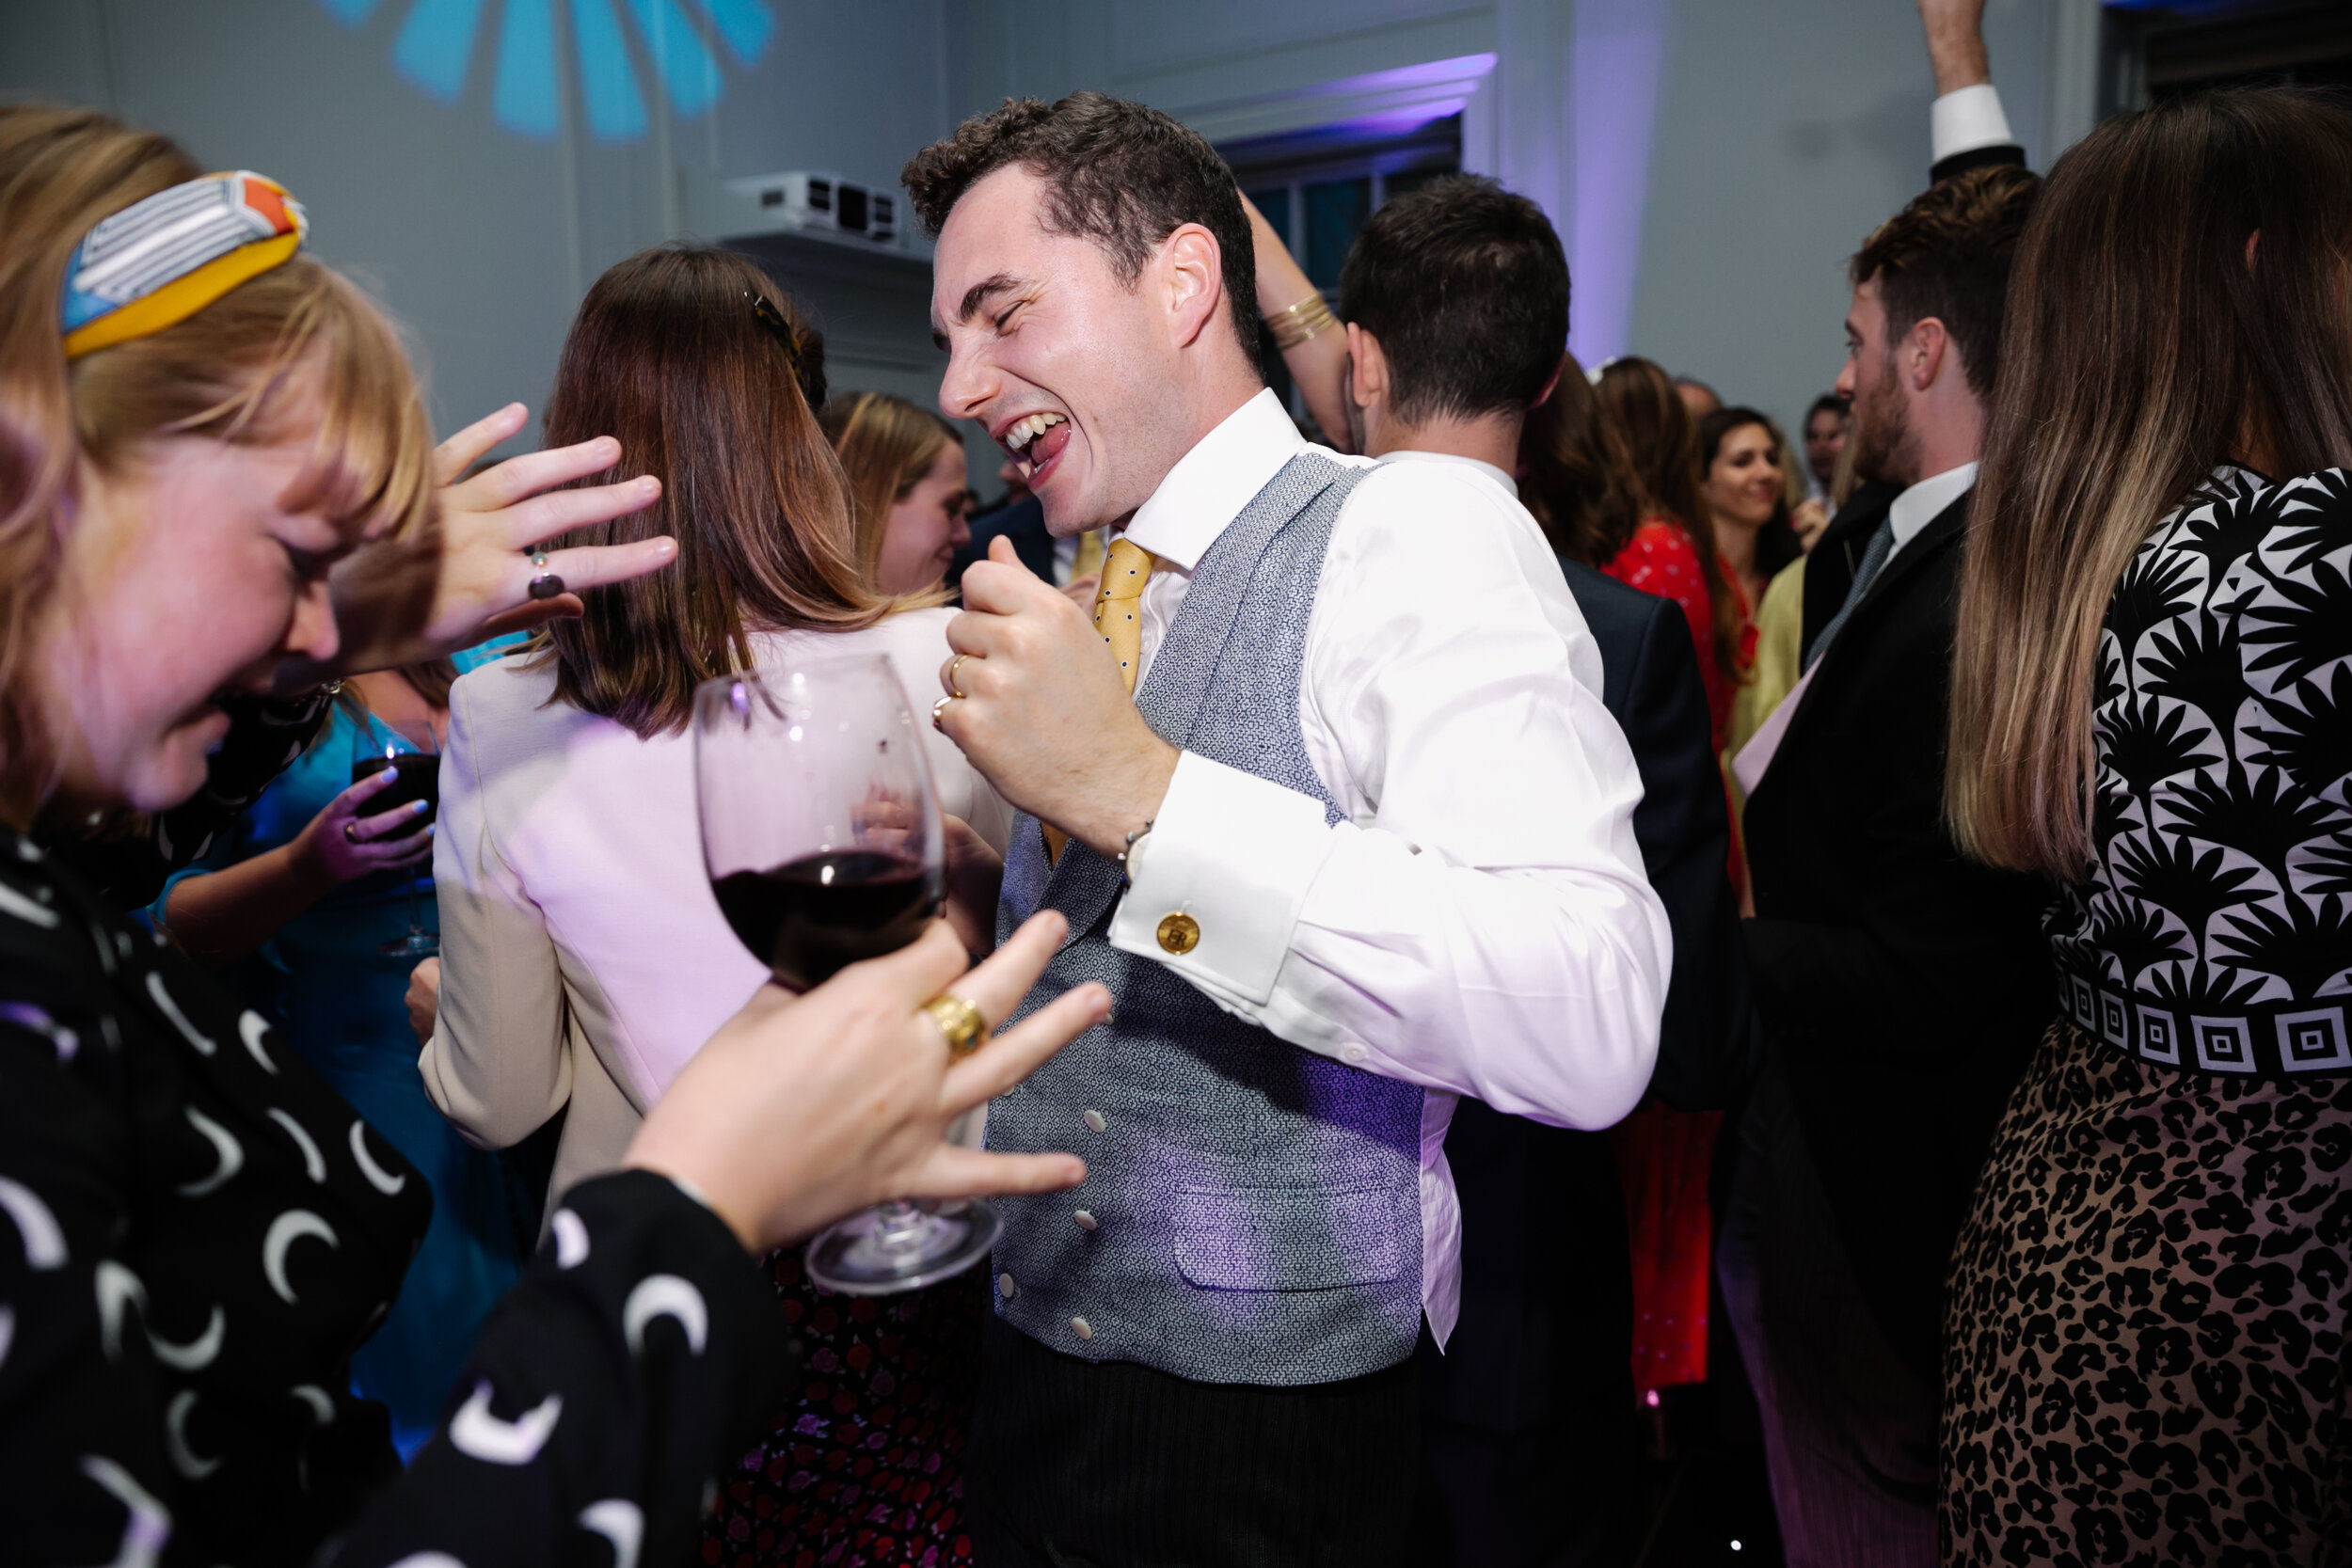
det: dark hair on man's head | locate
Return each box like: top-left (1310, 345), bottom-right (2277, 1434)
top-left (1805, 391), bottom-right (1849, 425)
top-left (902, 92), bottom-right (1260, 372)
top-left (1851, 164), bottom-right (2042, 400)
top-left (1338, 175), bottom-right (1568, 426)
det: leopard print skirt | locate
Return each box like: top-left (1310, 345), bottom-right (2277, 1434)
top-left (1942, 1017), bottom-right (2352, 1566)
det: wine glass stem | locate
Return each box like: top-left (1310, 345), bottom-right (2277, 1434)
top-left (870, 1199), bottom-right (928, 1245)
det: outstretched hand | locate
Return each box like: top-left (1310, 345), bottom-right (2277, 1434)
top-left (287, 403), bottom-right (678, 685)
top-left (624, 912), bottom-right (1104, 1255)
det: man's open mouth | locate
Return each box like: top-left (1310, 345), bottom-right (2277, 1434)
top-left (998, 411), bottom-right (1071, 481)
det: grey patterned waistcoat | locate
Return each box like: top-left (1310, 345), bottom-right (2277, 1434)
top-left (988, 451), bottom-right (1425, 1386)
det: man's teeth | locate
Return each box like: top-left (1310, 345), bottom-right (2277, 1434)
top-left (1006, 412), bottom-right (1066, 455)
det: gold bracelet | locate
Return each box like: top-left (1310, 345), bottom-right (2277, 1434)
top-left (1266, 292), bottom-right (1338, 352)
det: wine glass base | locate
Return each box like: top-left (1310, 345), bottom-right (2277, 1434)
top-left (379, 932), bottom-right (440, 958)
top-left (804, 1200), bottom-right (1002, 1296)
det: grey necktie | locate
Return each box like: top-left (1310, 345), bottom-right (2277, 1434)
top-left (1804, 516), bottom-right (1897, 673)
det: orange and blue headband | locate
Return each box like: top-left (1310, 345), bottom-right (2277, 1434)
top-left (60, 171), bottom-right (309, 360)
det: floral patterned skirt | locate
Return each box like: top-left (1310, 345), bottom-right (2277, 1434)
top-left (1942, 1017), bottom-right (2352, 1566)
top-left (702, 1246), bottom-right (987, 1568)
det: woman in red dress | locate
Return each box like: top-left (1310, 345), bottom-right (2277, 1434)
top-left (1586, 357), bottom-right (1754, 1404)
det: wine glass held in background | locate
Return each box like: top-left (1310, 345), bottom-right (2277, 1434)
top-left (352, 728), bottom-right (442, 958)
top-left (693, 656), bottom-right (1001, 1294)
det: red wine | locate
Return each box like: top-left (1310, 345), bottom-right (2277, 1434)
top-left (352, 753), bottom-right (439, 828)
top-left (711, 850), bottom-right (941, 990)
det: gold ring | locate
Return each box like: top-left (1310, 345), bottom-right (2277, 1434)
top-left (946, 654), bottom-right (972, 700)
top-left (922, 992), bottom-right (989, 1058)
top-left (930, 694), bottom-right (958, 733)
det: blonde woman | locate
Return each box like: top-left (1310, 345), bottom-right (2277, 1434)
top-left (1943, 87), bottom-right (2352, 1564)
top-left (0, 105), bottom-right (1089, 1566)
top-left (820, 389), bottom-right (974, 595)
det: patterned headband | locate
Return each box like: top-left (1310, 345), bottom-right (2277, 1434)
top-left (60, 171), bottom-right (309, 360)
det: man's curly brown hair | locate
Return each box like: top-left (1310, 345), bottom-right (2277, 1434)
top-left (901, 92), bottom-right (1261, 372)
top-left (1851, 164), bottom-right (2042, 399)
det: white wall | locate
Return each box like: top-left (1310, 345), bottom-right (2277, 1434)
top-left (1, 0), bottom-right (964, 456)
top-left (961, 0), bottom-right (2084, 448)
top-left (3, 0), bottom-right (2095, 471)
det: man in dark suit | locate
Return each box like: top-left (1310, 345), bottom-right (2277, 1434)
top-left (1720, 160), bottom-right (2049, 1565)
top-left (1330, 176), bottom-right (1742, 1565)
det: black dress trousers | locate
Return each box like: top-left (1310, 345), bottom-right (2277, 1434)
top-left (967, 1310), bottom-right (1421, 1568)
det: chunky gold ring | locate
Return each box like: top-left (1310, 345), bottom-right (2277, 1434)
top-left (922, 992), bottom-right (989, 1058)
top-left (946, 653), bottom-right (973, 700)
top-left (930, 694), bottom-right (958, 734)
top-left (342, 820), bottom-right (361, 843)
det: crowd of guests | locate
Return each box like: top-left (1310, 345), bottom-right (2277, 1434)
top-left (2, 0), bottom-right (2348, 1564)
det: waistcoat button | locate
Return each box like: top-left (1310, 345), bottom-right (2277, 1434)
top-left (997, 1273), bottom-right (1016, 1301)
top-left (1071, 1317), bottom-right (1094, 1340)
top-left (1083, 1109), bottom-right (1107, 1133)
top-left (1155, 912), bottom-right (1200, 954)
top-left (1073, 1210), bottom-right (1098, 1231)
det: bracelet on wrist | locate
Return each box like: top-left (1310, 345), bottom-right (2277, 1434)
top-left (1265, 293), bottom-right (1338, 352)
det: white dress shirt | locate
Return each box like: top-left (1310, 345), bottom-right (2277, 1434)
top-left (1096, 389), bottom-right (1670, 1345)
top-left (1885, 461), bottom-right (1979, 563)
top-left (1931, 84), bottom-right (2016, 165)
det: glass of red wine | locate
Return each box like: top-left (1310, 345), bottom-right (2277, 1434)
top-left (692, 656), bottom-right (999, 1295)
top-left (350, 724), bottom-right (440, 958)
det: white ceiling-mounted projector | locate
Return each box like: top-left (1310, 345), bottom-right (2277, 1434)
top-left (724, 171), bottom-right (898, 246)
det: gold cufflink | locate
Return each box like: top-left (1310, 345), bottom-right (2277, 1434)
top-left (1156, 912), bottom-right (1200, 955)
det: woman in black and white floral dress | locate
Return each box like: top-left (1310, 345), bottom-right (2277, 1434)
top-left (1939, 89), bottom-right (2352, 1566)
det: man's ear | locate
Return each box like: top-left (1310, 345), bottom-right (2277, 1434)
top-left (1160, 223), bottom-right (1225, 350)
top-left (1346, 321), bottom-right (1387, 412)
top-left (1909, 315), bottom-right (1952, 394)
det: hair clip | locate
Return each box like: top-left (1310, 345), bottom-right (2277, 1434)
top-left (749, 292), bottom-right (802, 368)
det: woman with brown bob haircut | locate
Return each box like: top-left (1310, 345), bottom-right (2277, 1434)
top-left (422, 245), bottom-right (1013, 1568)
top-left (0, 105), bottom-right (1093, 1568)
top-left (1942, 87), bottom-right (2352, 1564)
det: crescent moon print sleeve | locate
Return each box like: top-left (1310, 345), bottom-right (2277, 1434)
top-left (324, 1171), bottom-right (794, 1568)
top-left (0, 825), bottom-right (793, 1566)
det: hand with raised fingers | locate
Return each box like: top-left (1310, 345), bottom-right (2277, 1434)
top-left (297, 403), bottom-right (678, 683)
top-left (624, 912), bottom-right (1104, 1255)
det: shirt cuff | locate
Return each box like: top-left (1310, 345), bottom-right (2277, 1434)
top-left (1107, 751), bottom-right (1331, 1006)
top-left (1931, 83), bottom-right (2013, 164)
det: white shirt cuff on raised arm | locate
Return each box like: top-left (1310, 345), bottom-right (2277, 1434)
top-left (1931, 83), bottom-right (2014, 164)
top-left (1106, 751), bottom-right (1331, 1006)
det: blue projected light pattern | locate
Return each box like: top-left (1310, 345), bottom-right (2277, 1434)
top-left (317, 0), bottom-right (771, 141)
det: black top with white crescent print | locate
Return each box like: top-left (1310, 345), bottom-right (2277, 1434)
top-left (43, 686), bottom-right (337, 911)
top-left (2046, 467), bottom-right (2352, 1076)
top-left (0, 825), bottom-right (792, 1567)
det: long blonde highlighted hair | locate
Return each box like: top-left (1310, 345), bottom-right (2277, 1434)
top-left (1947, 87), bottom-right (2352, 879)
top-left (818, 390), bottom-right (963, 591)
top-left (0, 104), bottom-right (437, 823)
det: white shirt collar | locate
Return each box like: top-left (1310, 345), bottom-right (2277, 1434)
top-left (1886, 461), bottom-right (1979, 560)
top-left (1123, 388), bottom-right (1304, 572)
top-left (1377, 449), bottom-right (1518, 496)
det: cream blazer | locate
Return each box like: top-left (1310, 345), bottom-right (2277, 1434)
top-left (420, 611), bottom-right (1010, 1218)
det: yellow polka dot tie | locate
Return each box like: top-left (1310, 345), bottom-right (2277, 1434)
top-left (1044, 535), bottom-right (1156, 864)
